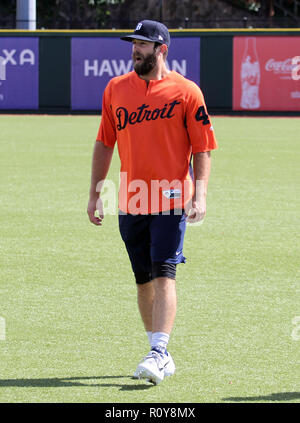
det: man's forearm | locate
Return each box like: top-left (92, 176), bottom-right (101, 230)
top-left (192, 151), bottom-right (211, 201)
top-left (89, 141), bottom-right (114, 197)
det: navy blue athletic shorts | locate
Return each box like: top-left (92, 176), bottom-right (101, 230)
top-left (118, 209), bottom-right (187, 284)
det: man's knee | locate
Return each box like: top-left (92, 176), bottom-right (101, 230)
top-left (152, 262), bottom-right (177, 281)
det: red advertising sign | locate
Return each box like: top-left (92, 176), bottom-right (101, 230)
top-left (233, 36), bottom-right (300, 111)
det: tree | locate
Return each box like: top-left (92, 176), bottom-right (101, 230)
top-left (37, 0), bottom-right (125, 29)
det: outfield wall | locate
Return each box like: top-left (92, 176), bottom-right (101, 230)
top-left (0, 29), bottom-right (299, 114)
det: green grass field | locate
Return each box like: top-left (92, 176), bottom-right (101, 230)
top-left (0, 115), bottom-right (299, 403)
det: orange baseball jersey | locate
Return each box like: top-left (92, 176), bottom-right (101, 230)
top-left (96, 70), bottom-right (218, 214)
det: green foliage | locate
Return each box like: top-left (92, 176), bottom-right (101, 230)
top-left (36, 0), bottom-right (126, 29)
top-left (89, 0), bottom-right (125, 4)
top-left (0, 0), bottom-right (16, 16)
top-left (226, 0), bottom-right (261, 13)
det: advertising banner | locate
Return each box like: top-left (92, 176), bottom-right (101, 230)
top-left (0, 37), bottom-right (39, 109)
top-left (71, 37), bottom-right (200, 110)
top-left (233, 36), bottom-right (300, 111)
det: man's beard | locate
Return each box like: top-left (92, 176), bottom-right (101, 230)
top-left (132, 49), bottom-right (157, 76)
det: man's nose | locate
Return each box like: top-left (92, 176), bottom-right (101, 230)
top-left (132, 43), bottom-right (140, 54)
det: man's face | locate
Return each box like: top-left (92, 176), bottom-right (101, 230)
top-left (132, 39), bottom-right (159, 75)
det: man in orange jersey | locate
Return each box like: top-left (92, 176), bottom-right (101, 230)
top-left (87, 20), bottom-right (217, 385)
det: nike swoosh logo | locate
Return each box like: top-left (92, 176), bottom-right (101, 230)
top-left (162, 360), bottom-right (170, 370)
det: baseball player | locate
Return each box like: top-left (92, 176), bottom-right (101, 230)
top-left (87, 20), bottom-right (218, 385)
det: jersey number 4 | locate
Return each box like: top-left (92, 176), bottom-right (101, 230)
top-left (195, 106), bottom-right (210, 125)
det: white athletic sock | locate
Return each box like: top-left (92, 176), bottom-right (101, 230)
top-left (146, 331), bottom-right (152, 346)
top-left (151, 332), bottom-right (169, 354)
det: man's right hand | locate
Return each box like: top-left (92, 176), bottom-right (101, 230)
top-left (87, 195), bottom-right (104, 226)
top-left (87, 141), bottom-right (114, 227)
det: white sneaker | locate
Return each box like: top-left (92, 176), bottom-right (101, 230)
top-left (133, 349), bottom-right (175, 385)
top-left (164, 351), bottom-right (176, 377)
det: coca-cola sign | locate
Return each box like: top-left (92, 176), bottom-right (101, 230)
top-left (265, 58), bottom-right (293, 75)
top-left (233, 36), bottom-right (300, 111)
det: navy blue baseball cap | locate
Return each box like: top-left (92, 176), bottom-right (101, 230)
top-left (121, 20), bottom-right (170, 47)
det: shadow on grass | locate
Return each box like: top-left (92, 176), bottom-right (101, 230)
top-left (223, 392), bottom-right (300, 402)
top-left (0, 375), bottom-right (153, 391)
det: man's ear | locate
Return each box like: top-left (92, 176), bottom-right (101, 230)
top-left (157, 44), bottom-right (168, 60)
top-left (160, 44), bottom-right (168, 55)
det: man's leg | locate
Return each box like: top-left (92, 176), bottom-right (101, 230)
top-left (152, 277), bottom-right (177, 335)
top-left (137, 281), bottom-right (154, 333)
top-left (132, 212), bottom-right (185, 384)
top-left (134, 276), bottom-right (177, 384)
top-left (136, 277), bottom-right (176, 345)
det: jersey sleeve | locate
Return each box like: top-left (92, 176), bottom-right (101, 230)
top-left (185, 83), bottom-right (218, 154)
top-left (96, 81), bottom-right (116, 148)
